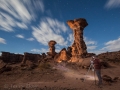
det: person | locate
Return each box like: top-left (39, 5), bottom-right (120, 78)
top-left (91, 55), bottom-right (102, 86)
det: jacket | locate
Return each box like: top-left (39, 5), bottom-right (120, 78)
top-left (93, 59), bottom-right (101, 69)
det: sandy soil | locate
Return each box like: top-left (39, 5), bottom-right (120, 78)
top-left (0, 62), bottom-right (120, 90)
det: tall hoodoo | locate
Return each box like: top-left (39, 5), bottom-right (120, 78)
top-left (47, 40), bottom-right (57, 57)
top-left (67, 18), bottom-right (88, 57)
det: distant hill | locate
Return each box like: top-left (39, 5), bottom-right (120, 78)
top-left (97, 50), bottom-right (120, 63)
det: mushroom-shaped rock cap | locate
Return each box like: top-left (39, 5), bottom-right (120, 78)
top-left (67, 18), bottom-right (88, 30)
top-left (48, 40), bottom-right (57, 46)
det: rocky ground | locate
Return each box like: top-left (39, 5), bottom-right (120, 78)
top-left (0, 60), bottom-right (120, 90)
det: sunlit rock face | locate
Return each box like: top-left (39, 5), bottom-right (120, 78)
top-left (54, 48), bottom-right (71, 63)
top-left (47, 40), bottom-right (57, 57)
top-left (67, 18), bottom-right (88, 62)
top-left (67, 18), bottom-right (88, 58)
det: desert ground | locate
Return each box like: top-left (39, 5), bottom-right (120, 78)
top-left (0, 59), bottom-right (120, 90)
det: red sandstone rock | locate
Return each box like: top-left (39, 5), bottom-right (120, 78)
top-left (21, 52), bottom-right (41, 64)
top-left (67, 18), bottom-right (88, 62)
top-left (1, 52), bottom-right (23, 63)
top-left (47, 40), bottom-right (57, 57)
top-left (54, 48), bottom-right (70, 63)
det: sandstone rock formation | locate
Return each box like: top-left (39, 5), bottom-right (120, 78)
top-left (21, 52), bottom-right (41, 64)
top-left (47, 40), bottom-right (57, 57)
top-left (1, 52), bottom-right (23, 63)
top-left (54, 48), bottom-right (71, 63)
top-left (67, 18), bottom-right (88, 62)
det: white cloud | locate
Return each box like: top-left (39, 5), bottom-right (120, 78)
top-left (0, 52), bottom-right (1, 56)
top-left (88, 50), bottom-right (106, 55)
top-left (87, 46), bottom-right (97, 50)
top-left (16, 22), bottom-right (28, 29)
top-left (67, 34), bottom-right (74, 42)
top-left (32, 17), bottom-right (68, 46)
top-left (31, 48), bottom-right (48, 53)
top-left (0, 0), bottom-right (44, 32)
top-left (0, 0), bottom-right (31, 22)
top-left (105, 0), bottom-right (120, 8)
top-left (0, 13), bottom-right (15, 32)
top-left (27, 38), bottom-right (34, 41)
top-left (84, 37), bottom-right (97, 51)
top-left (0, 37), bottom-right (6, 44)
top-left (101, 37), bottom-right (120, 51)
top-left (55, 45), bottom-right (63, 52)
top-left (16, 34), bottom-right (24, 39)
top-left (84, 37), bottom-right (97, 45)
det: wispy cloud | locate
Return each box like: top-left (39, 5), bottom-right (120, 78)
top-left (101, 37), bottom-right (120, 51)
top-left (84, 37), bottom-right (97, 51)
top-left (0, 0), bottom-right (44, 32)
top-left (0, 37), bottom-right (6, 44)
top-left (26, 38), bottom-right (34, 41)
top-left (105, 0), bottom-right (120, 8)
top-left (84, 37), bottom-right (97, 45)
top-left (87, 46), bottom-right (97, 50)
top-left (67, 34), bottom-right (74, 45)
top-left (88, 50), bottom-right (106, 55)
top-left (88, 37), bottom-right (120, 55)
top-left (16, 34), bottom-right (24, 39)
top-left (31, 48), bottom-right (48, 53)
top-left (32, 17), bottom-right (68, 46)
top-left (16, 22), bottom-right (28, 29)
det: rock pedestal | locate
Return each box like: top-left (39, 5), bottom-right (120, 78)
top-left (67, 18), bottom-right (88, 62)
top-left (47, 40), bottom-right (57, 57)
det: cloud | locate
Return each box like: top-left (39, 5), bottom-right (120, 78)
top-left (26, 38), bottom-right (34, 41)
top-left (32, 17), bottom-right (68, 46)
top-left (101, 37), bottom-right (120, 51)
top-left (67, 34), bottom-right (74, 44)
top-left (84, 37), bottom-right (97, 50)
top-left (16, 34), bottom-right (24, 39)
top-left (88, 50), bottom-right (106, 55)
top-left (0, 0), bottom-right (44, 32)
top-left (105, 0), bottom-right (120, 8)
top-left (87, 46), bottom-right (97, 50)
top-left (31, 48), bottom-right (48, 53)
top-left (84, 37), bottom-right (97, 45)
top-left (16, 22), bottom-right (28, 29)
top-left (0, 37), bottom-right (6, 44)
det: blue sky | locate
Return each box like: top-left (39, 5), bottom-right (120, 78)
top-left (0, 0), bottom-right (120, 55)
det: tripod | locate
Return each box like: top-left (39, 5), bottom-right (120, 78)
top-left (81, 61), bottom-right (96, 83)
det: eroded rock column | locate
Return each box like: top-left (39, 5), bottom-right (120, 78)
top-left (67, 18), bottom-right (88, 58)
top-left (47, 40), bottom-right (57, 57)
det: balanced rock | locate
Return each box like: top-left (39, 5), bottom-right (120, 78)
top-left (67, 18), bottom-right (88, 62)
top-left (47, 40), bottom-right (57, 57)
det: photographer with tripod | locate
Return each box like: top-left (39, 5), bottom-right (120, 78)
top-left (91, 55), bottom-right (102, 86)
